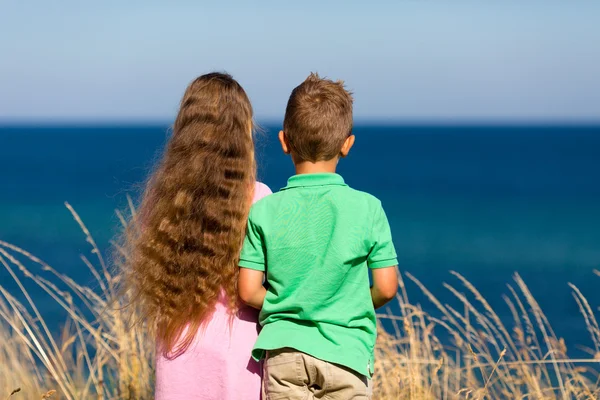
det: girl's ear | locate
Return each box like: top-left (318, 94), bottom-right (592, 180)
top-left (340, 134), bottom-right (355, 158)
top-left (278, 130), bottom-right (291, 154)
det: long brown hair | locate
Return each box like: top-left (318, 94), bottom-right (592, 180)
top-left (126, 73), bottom-right (256, 357)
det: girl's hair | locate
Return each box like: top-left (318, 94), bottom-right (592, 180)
top-left (126, 73), bottom-right (256, 357)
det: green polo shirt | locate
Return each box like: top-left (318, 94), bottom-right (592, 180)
top-left (239, 173), bottom-right (397, 377)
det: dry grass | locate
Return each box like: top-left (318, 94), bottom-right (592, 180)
top-left (0, 204), bottom-right (599, 399)
top-left (373, 271), bottom-right (600, 399)
top-left (0, 203), bottom-right (152, 399)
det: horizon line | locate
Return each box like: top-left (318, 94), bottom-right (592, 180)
top-left (0, 117), bottom-right (600, 127)
top-left (1, 118), bottom-right (600, 128)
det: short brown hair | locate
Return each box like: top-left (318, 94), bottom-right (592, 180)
top-left (283, 73), bottom-right (353, 162)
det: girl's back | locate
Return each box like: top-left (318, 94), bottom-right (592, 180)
top-left (155, 182), bottom-right (271, 400)
top-left (124, 73), bottom-right (268, 400)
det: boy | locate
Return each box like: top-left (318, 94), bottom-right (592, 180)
top-left (238, 73), bottom-right (398, 399)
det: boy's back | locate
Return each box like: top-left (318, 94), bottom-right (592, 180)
top-left (240, 173), bottom-right (396, 377)
top-left (238, 73), bottom-right (398, 399)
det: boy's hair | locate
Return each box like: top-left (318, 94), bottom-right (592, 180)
top-left (283, 73), bottom-right (353, 162)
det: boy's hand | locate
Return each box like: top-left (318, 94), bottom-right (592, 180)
top-left (238, 268), bottom-right (266, 309)
top-left (371, 266), bottom-right (398, 309)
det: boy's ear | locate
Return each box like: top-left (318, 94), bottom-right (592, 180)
top-left (279, 130), bottom-right (291, 155)
top-left (340, 134), bottom-right (355, 158)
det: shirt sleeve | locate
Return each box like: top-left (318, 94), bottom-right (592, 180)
top-left (253, 182), bottom-right (272, 203)
top-left (367, 202), bottom-right (398, 269)
top-left (239, 208), bottom-right (266, 271)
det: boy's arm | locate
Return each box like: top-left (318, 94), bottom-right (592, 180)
top-left (371, 266), bottom-right (398, 309)
top-left (368, 201), bottom-right (399, 309)
top-left (238, 268), bottom-right (266, 309)
top-left (238, 207), bottom-right (267, 309)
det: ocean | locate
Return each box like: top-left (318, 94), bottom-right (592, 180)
top-left (1, 124), bottom-right (599, 351)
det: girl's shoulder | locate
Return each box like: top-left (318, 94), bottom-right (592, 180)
top-left (253, 181), bottom-right (272, 203)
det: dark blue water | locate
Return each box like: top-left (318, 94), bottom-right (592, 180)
top-left (1, 124), bottom-right (599, 351)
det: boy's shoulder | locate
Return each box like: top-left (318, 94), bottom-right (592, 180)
top-left (248, 188), bottom-right (280, 217)
top-left (344, 185), bottom-right (383, 205)
top-left (336, 185), bottom-right (385, 213)
top-left (250, 184), bottom-right (383, 214)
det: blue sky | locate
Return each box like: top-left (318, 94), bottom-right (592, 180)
top-left (1, 0), bottom-right (599, 122)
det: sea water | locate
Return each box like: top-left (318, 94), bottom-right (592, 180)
top-left (1, 124), bottom-right (599, 350)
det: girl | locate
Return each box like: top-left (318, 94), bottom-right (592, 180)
top-left (126, 73), bottom-right (271, 400)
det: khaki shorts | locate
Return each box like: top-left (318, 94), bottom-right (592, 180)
top-left (262, 348), bottom-right (372, 400)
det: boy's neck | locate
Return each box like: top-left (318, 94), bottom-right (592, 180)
top-left (294, 159), bottom-right (338, 175)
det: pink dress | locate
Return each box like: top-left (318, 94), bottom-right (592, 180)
top-left (155, 182), bottom-right (272, 400)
